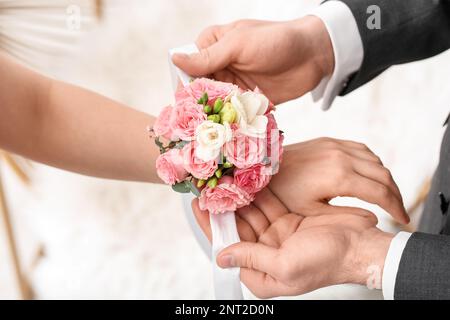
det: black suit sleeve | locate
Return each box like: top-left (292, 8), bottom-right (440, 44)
top-left (395, 232), bottom-right (450, 299)
top-left (329, 0), bottom-right (450, 95)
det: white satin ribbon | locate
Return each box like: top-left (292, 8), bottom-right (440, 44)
top-left (169, 44), bottom-right (244, 300)
top-left (210, 212), bottom-right (244, 300)
top-left (168, 44), bottom-right (198, 92)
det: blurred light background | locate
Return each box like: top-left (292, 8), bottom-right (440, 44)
top-left (0, 0), bottom-right (449, 299)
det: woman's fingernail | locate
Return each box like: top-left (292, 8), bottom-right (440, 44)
top-left (217, 254), bottom-right (235, 268)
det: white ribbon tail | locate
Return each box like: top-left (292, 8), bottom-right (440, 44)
top-left (168, 44), bottom-right (199, 90)
top-left (210, 211), bottom-right (244, 300)
top-left (169, 44), bottom-right (243, 300)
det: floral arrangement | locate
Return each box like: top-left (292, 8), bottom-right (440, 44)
top-left (151, 78), bottom-right (283, 214)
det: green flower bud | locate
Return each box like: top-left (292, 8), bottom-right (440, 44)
top-left (213, 98), bottom-right (224, 114)
top-left (215, 169), bottom-right (223, 178)
top-left (202, 92), bottom-right (209, 103)
top-left (207, 114), bottom-right (221, 123)
top-left (219, 102), bottom-right (237, 124)
top-left (223, 161), bottom-right (233, 169)
top-left (203, 105), bottom-right (212, 114)
top-left (197, 179), bottom-right (206, 188)
top-left (197, 92), bottom-right (209, 105)
top-left (207, 177), bottom-right (218, 189)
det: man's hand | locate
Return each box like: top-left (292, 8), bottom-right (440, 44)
top-left (192, 189), bottom-right (394, 299)
top-left (270, 138), bottom-right (409, 224)
top-left (172, 17), bottom-right (334, 104)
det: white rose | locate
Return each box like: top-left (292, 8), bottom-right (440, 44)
top-left (195, 120), bottom-right (232, 161)
top-left (231, 91), bottom-right (269, 138)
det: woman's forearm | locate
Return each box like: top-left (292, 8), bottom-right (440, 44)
top-left (0, 53), bottom-right (161, 183)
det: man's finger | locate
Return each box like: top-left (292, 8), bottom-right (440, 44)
top-left (336, 139), bottom-right (376, 154)
top-left (212, 69), bottom-right (238, 85)
top-left (342, 148), bottom-right (382, 164)
top-left (172, 39), bottom-right (233, 77)
top-left (319, 205), bottom-right (379, 226)
top-left (240, 268), bottom-right (301, 299)
top-left (236, 204), bottom-right (270, 240)
top-left (217, 242), bottom-right (280, 277)
top-left (340, 175), bottom-right (409, 224)
top-left (253, 188), bottom-right (288, 223)
top-left (195, 23), bottom-right (236, 49)
top-left (352, 159), bottom-right (403, 203)
top-left (235, 215), bottom-right (258, 242)
top-left (192, 199), bottom-right (256, 242)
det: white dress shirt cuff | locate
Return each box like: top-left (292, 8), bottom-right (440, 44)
top-left (308, 1), bottom-right (364, 110)
top-left (382, 232), bottom-right (413, 300)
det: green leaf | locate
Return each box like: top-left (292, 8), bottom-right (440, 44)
top-left (187, 180), bottom-right (201, 197)
top-left (172, 181), bottom-right (191, 193)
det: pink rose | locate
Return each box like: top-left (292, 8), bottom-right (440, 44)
top-left (156, 149), bottom-right (189, 185)
top-left (175, 78), bottom-right (237, 104)
top-left (234, 164), bottom-right (271, 195)
top-left (224, 127), bottom-right (266, 169)
top-left (171, 99), bottom-right (206, 141)
top-left (183, 142), bottom-right (218, 180)
top-left (266, 113), bottom-right (284, 170)
top-left (153, 106), bottom-right (175, 140)
top-left (199, 176), bottom-right (254, 214)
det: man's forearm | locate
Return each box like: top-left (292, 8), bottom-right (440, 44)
top-left (0, 54), bottom-right (161, 183)
top-left (336, 0), bottom-right (450, 94)
top-left (348, 228), bottom-right (393, 288)
top-left (395, 232), bottom-right (450, 299)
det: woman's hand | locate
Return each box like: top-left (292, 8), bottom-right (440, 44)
top-left (270, 138), bottom-right (409, 224)
top-left (192, 188), bottom-right (393, 299)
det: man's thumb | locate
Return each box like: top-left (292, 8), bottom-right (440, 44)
top-left (217, 242), bottom-right (279, 275)
top-left (172, 42), bottom-right (232, 77)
